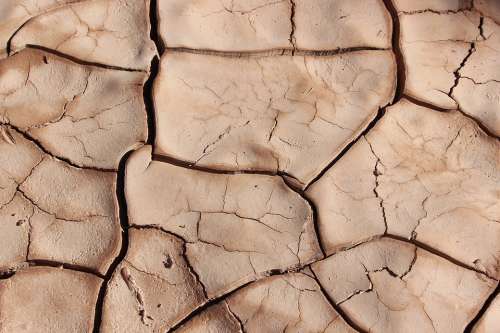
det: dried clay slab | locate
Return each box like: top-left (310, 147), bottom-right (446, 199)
top-left (4, 0), bottom-right (156, 70)
top-left (307, 99), bottom-right (500, 279)
top-left (158, 0), bottom-right (391, 51)
top-left (101, 228), bottom-right (206, 333)
top-left (124, 146), bottom-right (322, 297)
top-left (0, 48), bottom-right (148, 170)
top-left (154, 51), bottom-right (396, 187)
top-left (0, 267), bottom-right (101, 333)
top-left (0, 126), bottom-right (120, 275)
top-left (400, 9), bottom-right (481, 109)
top-left (173, 272), bottom-right (356, 333)
top-left (311, 238), bottom-right (497, 333)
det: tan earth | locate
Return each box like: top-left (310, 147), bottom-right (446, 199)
top-left (0, 0), bottom-right (498, 333)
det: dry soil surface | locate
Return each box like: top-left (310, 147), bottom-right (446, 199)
top-left (0, 0), bottom-right (499, 333)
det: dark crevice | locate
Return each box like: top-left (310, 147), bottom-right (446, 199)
top-left (382, 0), bottom-right (406, 102)
top-left (164, 46), bottom-right (389, 58)
top-left (92, 150), bottom-right (133, 333)
top-left (1, 124), bottom-right (116, 173)
top-left (149, 0), bottom-right (166, 56)
top-left (464, 282), bottom-right (499, 332)
top-left (26, 260), bottom-right (104, 278)
top-left (143, 56), bottom-right (159, 145)
top-left (478, 16), bottom-right (486, 40)
top-left (19, 44), bottom-right (146, 72)
top-left (153, 153), bottom-right (292, 177)
top-left (373, 161), bottom-right (388, 234)
top-left (310, 269), bottom-right (367, 333)
top-left (448, 42), bottom-right (476, 97)
top-left (0, 270), bottom-right (16, 280)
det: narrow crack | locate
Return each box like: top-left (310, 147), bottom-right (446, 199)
top-left (369, 150), bottom-right (389, 234)
top-left (288, 0), bottom-right (296, 53)
top-left (310, 268), bottom-right (368, 333)
top-left (181, 242), bottom-right (209, 300)
top-left (398, 6), bottom-right (474, 15)
top-left (384, 234), bottom-right (497, 281)
top-left (304, 108), bottom-right (387, 191)
top-left (20, 44), bottom-right (146, 72)
top-left (224, 300), bottom-right (246, 333)
top-left (143, 56), bottom-right (159, 145)
top-left (164, 46), bottom-right (389, 58)
top-left (448, 42), bottom-right (476, 97)
top-left (478, 16), bottom-right (486, 40)
top-left (1, 124), bottom-right (116, 173)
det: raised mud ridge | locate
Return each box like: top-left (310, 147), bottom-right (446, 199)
top-left (0, 1), bottom-right (498, 333)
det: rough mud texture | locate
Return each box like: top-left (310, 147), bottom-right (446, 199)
top-left (0, 0), bottom-right (498, 332)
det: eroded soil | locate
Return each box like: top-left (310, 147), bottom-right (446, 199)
top-left (0, 0), bottom-right (499, 332)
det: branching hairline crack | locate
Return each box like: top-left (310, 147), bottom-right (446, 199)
top-left (0, 124), bottom-right (116, 172)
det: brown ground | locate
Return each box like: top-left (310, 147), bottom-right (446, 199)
top-left (0, 0), bottom-right (499, 332)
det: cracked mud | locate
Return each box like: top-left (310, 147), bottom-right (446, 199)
top-left (0, 0), bottom-right (499, 333)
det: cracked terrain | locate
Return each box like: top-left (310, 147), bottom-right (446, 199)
top-left (0, 0), bottom-right (499, 332)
